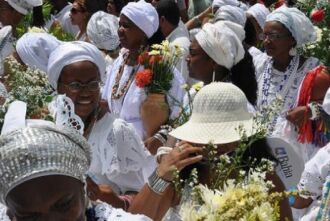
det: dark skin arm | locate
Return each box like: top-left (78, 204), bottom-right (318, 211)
top-left (267, 172), bottom-right (293, 221)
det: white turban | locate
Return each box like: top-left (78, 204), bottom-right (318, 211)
top-left (195, 23), bottom-right (245, 70)
top-left (212, 0), bottom-right (239, 9)
top-left (5, 0), bottom-right (42, 15)
top-left (121, 0), bottom-right (159, 38)
top-left (0, 26), bottom-right (14, 76)
top-left (215, 20), bottom-right (246, 41)
top-left (16, 33), bottom-right (61, 73)
top-left (247, 3), bottom-right (270, 30)
top-left (87, 11), bottom-right (120, 51)
top-left (266, 6), bottom-right (316, 47)
top-left (214, 5), bottom-right (246, 27)
top-left (47, 41), bottom-right (106, 89)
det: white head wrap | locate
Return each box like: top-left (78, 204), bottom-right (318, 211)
top-left (195, 22), bottom-right (245, 70)
top-left (4, 0), bottom-right (42, 15)
top-left (0, 26), bottom-right (14, 76)
top-left (87, 11), bottom-right (120, 51)
top-left (247, 3), bottom-right (270, 30)
top-left (212, 0), bottom-right (239, 9)
top-left (214, 5), bottom-right (246, 27)
top-left (47, 41), bottom-right (106, 89)
top-left (16, 33), bottom-right (61, 73)
top-left (266, 6), bottom-right (316, 47)
top-left (121, 0), bottom-right (159, 38)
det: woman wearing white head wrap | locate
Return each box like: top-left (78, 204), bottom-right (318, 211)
top-left (188, 22), bottom-right (258, 106)
top-left (4, 0), bottom-right (42, 15)
top-left (214, 5), bottom-right (246, 27)
top-left (46, 41), bottom-right (154, 210)
top-left (247, 3), bottom-right (270, 31)
top-left (212, 0), bottom-right (238, 12)
top-left (102, 0), bottom-right (185, 140)
top-left (255, 6), bottom-right (319, 137)
top-left (87, 11), bottom-right (120, 67)
top-left (16, 32), bottom-right (61, 73)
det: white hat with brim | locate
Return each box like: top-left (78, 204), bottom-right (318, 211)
top-left (170, 82), bottom-right (255, 145)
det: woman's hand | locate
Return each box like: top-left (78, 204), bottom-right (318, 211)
top-left (144, 136), bottom-right (163, 155)
top-left (286, 106), bottom-right (311, 128)
top-left (157, 142), bottom-right (203, 182)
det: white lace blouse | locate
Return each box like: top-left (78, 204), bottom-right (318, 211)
top-left (88, 113), bottom-right (155, 195)
top-left (102, 51), bottom-right (185, 139)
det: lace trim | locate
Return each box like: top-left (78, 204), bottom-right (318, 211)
top-left (48, 94), bottom-right (84, 134)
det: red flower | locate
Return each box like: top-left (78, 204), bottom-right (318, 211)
top-left (135, 69), bottom-right (153, 88)
top-left (149, 55), bottom-right (162, 66)
top-left (138, 52), bottom-right (149, 65)
top-left (310, 9), bottom-right (325, 23)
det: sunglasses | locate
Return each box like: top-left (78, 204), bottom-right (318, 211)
top-left (70, 7), bottom-right (86, 14)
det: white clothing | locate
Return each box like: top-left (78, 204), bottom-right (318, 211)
top-left (255, 54), bottom-right (319, 136)
top-left (167, 20), bottom-right (191, 83)
top-left (102, 52), bottom-right (185, 139)
top-left (0, 203), bottom-right (9, 221)
top-left (88, 113), bottom-right (155, 194)
top-left (45, 4), bottom-right (79, 36)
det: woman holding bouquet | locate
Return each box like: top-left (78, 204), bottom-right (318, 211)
top-left (102, 0), bottom-right (185, 140)
top-left (129, 82), bottom-right (292, 221)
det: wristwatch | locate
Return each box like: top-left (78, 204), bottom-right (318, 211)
top-left (148, 169), bottom-right (171, 195)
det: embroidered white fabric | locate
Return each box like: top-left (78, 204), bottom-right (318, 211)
top-left (255, 54), bottom-right (319, 136)
top-left (0, 203), bottom-right (10, 221)
top-left (94, 202), bottom-right (152, 221)
top-left (297, 143), bottom-right (330, 200)
top-left (102, 51), bottom-right (185, 139)
top-left (88, 113), bottom-right (155, 194)
top-left (48, 95), bottom-right (85, 134)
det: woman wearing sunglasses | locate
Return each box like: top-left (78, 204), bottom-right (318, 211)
top-left (69, 0), bottom-right (100, 41)
top-left (254, 7), bottom-right (319, 137)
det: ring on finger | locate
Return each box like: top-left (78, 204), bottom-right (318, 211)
top-left (178, 145), bottom-right (184, 152)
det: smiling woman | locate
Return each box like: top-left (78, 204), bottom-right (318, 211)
top-left (46, 41), bottom-right (153, 211)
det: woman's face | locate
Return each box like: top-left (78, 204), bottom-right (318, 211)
top-left (187, 38), bottom-right (215, 83)
top-left (6, 175), bottom-right (85, 221)
top-left (263, 21), bottom-right (296, 59)
top-left (107, 0), bottom-right (118, 16)
top-left (118, 15), bottom-right (148, 50)
top-left (70, 2), bottom-right (88, 26)
top-left (58, 61), bottom-right (101, 122)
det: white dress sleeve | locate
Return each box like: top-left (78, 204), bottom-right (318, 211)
top-left (297, 144), bottom-right (330, 200)
top-left (94, 202), bottom-right (152, 221)
top-left (88, 113), bottom-right (154, 194)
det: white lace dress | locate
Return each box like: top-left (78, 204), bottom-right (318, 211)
top-left (88, 113), bottom-right (155, 194)
top-left (0, 203), bottom-right (10, 221)
top-left (102, 51), bottom-right (185, 139)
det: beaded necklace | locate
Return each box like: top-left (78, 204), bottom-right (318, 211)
top-left (111, 52), bottom-right (140, 100)
top-left (258, 55), bottom-right (300, 132)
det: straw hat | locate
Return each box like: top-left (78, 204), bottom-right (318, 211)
top-left (170, 82), bottom-right (255, 144)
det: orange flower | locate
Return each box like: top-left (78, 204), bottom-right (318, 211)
top-left (149, 55), bottom-right (162, 66)
top-left (138, 52), bottom-right (149, 65)
top-left (135, 69), bottom-right (153, 88)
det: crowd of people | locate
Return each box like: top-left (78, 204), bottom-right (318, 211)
top-left (0, 0), bottom-right (330, 220)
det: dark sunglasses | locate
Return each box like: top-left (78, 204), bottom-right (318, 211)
top-left (70, 7), bottom-right (86, 14)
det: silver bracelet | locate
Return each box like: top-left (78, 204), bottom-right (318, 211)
top-left (153, 133), bottom-right (166, 145)
top-left (147, 169), bottom-right (170, 195)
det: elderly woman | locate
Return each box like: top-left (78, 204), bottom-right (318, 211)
top-left (102, 0), bottom-right (185, 140)
top-left (255, 6), bottom-right (319, 135)
top-left (0, 122), bottom-right (151, 220)
top-left (187, 21), bottom-right (257, 107)
top-left (129, 82), bottom-right (292, 221)
top-left (45, 41), bottom-right (154, 210)
top-left (87, 11), bottom-right (120, 70)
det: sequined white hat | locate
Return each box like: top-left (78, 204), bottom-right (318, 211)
top-left (0, 124), bottom-right (91, 204)
top-left (170, 82), bottom-right (255, 144)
